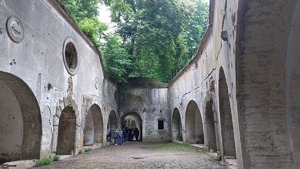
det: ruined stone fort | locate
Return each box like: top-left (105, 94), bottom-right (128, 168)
top-left (0, 0), bottom-right (299, 168)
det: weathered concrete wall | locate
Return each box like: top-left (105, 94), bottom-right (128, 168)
top-left (0, 0), bottom-right (117, 162)
top-left (0, 81), bottom-right (23, 163)
top-left (168, 0), bottom-right (299, 168)
top-left (1, 0), bottom-right (299, 168)
top-left (168, 0), bottom-right (242, 168)
top-left (118, 78), bottom-right (170, 142)
top-left (236, 0), bottom-right (297, 168)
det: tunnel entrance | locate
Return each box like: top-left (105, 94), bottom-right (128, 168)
top-left (172, 108), bottom-right (183, 141)
top-left (205, 100), bottom-right (217, 152)
top-left (121, 112), bottom-right (142, 141)
top-left (84, 104), bottom-right (103, 146)
top-left (185, 101), bottom-right (204, 144)
top-left (57, 106), bottom-right (76, 155)
top-left (0, 72), bottom-right (41, 163)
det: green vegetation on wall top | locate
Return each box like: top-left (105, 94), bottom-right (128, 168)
top-left (58, 0), bottom-right (208, 83)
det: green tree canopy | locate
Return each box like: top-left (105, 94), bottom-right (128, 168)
top-left (58, 0), bottom-right (209, 83)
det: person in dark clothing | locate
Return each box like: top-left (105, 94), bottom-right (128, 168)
top-left (134, 128), bottom-right (139, 141)
top-left (128, 128), bottom-right (133, 141)
top-left (107, 128), bottom-right (112, 142)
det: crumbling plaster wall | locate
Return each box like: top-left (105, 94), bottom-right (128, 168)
top-left (168, 0), bottom-right (243, 168)
top-left (118, 86), bottom-right (170, 142)
top-left (0, 0), bottom-right (117, 159)
top-left (235, 0), bottom-right (298, 168)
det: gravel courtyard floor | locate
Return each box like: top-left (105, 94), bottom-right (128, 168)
top-left (33, 142), bottom-right (226, 169)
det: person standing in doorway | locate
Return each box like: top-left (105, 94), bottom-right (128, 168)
top-left (134, 128), bottom-right (139, 141)
top-left (113, 128), bottom-right (118, 145)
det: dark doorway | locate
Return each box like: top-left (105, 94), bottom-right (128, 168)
top-left (219, 68), bottom-right (236, 157)
top-left (0, 72), bottom-right (41, 163)
top-left (185, 101), bottom-right (204, 144)
top-left (121, 112), bottom-right (142, 141)
top-left (172, 108), bottom-right (183, 141)
top-left (205, 100), bottom-right (217, 152)
top-left (84, 104), bottom-right (103, 146)
top-left (57, 106), bottom-right (76, 155)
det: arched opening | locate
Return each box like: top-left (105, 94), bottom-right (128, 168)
top-left (286, 1), bottom-right (300, 167)
top-left (108, 110), bottom-right (117, 130)
top-left (172, 108), bottom-right (183, 141)
top-left (121, 112), bottom-right (142, 141)
top-left (84, 104), bottom-right (103, 146)
top-left (57, 106), bottom-right (76, 155)
top-left (0, 72), bottom-right (41, 163)
top-left (205, 99), bottom-right (217, 152)
top-left (185, 101), bottom-right (204, 144)
top-left (219, 68), bottom-right (236, 157)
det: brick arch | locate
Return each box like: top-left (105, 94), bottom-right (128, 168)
top-left (57, 106), bottom-right (76, 155)
top-left (0, 72), bottom-right (41, 163)
top-left (218, 67), bottom-right (236, 157)
top-left (185, 100), bottom-right (204, 144)
top-left (84, 104), bottom-right (103, 146)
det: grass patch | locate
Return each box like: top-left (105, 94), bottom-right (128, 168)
top-left (149, 162), bottom-right (166, 169)
top-left (210, 155), bottom-right (222, 161)
top-left (35, 157), bottom-right (53, 166)
top-left (156, 143), bottom-right (204, 152)
top-left (84, 147), bottom-right (92, 152)
top-left (53, 154), bottom-right (60, 161)
top-left (81, 167), bottom-right (94, 169)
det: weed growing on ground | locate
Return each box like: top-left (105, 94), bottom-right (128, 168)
top-left (35, 157), bottom-right (53, 166)
top-left (157, 143), bottom-right (204, 152)
top-left (53, 154), bottom-right (60, 161)
top-left (149, 162), bottom-right (166, 169)
top-left (84, 147), bottom-right (92, 152)
top-left (210, 155), bottom-right (222, 161)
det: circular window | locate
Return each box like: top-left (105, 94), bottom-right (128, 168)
top-left (63, 37), bottom-right (79, 76)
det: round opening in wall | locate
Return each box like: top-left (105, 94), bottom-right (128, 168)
top-left (63, 37), bottom-right (79, 76)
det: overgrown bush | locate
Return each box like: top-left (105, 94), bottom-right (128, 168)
top-left (53, 154), bottom-right (60, 161)
top-left (35, 157), bottom-right (53, 166)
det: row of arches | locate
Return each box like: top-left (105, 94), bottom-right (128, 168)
top-left (171, 68), bottom-right (236, 159)
top-left (0, 71), bottom-right (119, 163)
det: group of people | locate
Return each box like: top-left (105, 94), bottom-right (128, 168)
top-left (107, 127), bottom-right (140, 145)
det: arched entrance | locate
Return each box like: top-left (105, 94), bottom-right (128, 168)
top-left (205, 99), bottom-right (217, 152)
top-left (57, 106), bottom-right (76, 155)
top-left (185, 101), bottom-right (204, 144)
top-left (121, 112), bottom-right (142, 141)
top-left (108, 110), bottom-right (117, 130)
top-left (0, 72), bottom-right (41, 163)
top-left (172, 108), bottom-right (183, 141)
top-left (84, 104), bottom-right (103, 146)
top-left (286, 2), bottom-right (300, 167)
top-left (219, 68), bottom-right (236, 157)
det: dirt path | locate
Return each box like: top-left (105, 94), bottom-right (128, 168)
top-left (33, 142), bottom-right (226, 169)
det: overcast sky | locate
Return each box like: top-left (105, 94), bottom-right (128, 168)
top-left (98, 0), bottom-right (210, 27)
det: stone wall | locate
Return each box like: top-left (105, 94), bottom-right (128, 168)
top-left (0, 0), bottom-right (117, 162)
top-left (0, 0), bottom-right (299, 168)
top-left (118, 78), bottom-right (170, 142)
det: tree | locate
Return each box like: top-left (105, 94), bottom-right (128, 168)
top-left (108, 0), bottom-right (194, 82)
top-left (59, 0), bottom-right (107, 46)
top-left (58, 0), bottom-right (209, 83)
top-left (180, 0), bottom-right (209, 69)
top-left (101, 34), bottom-right (133, 83)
